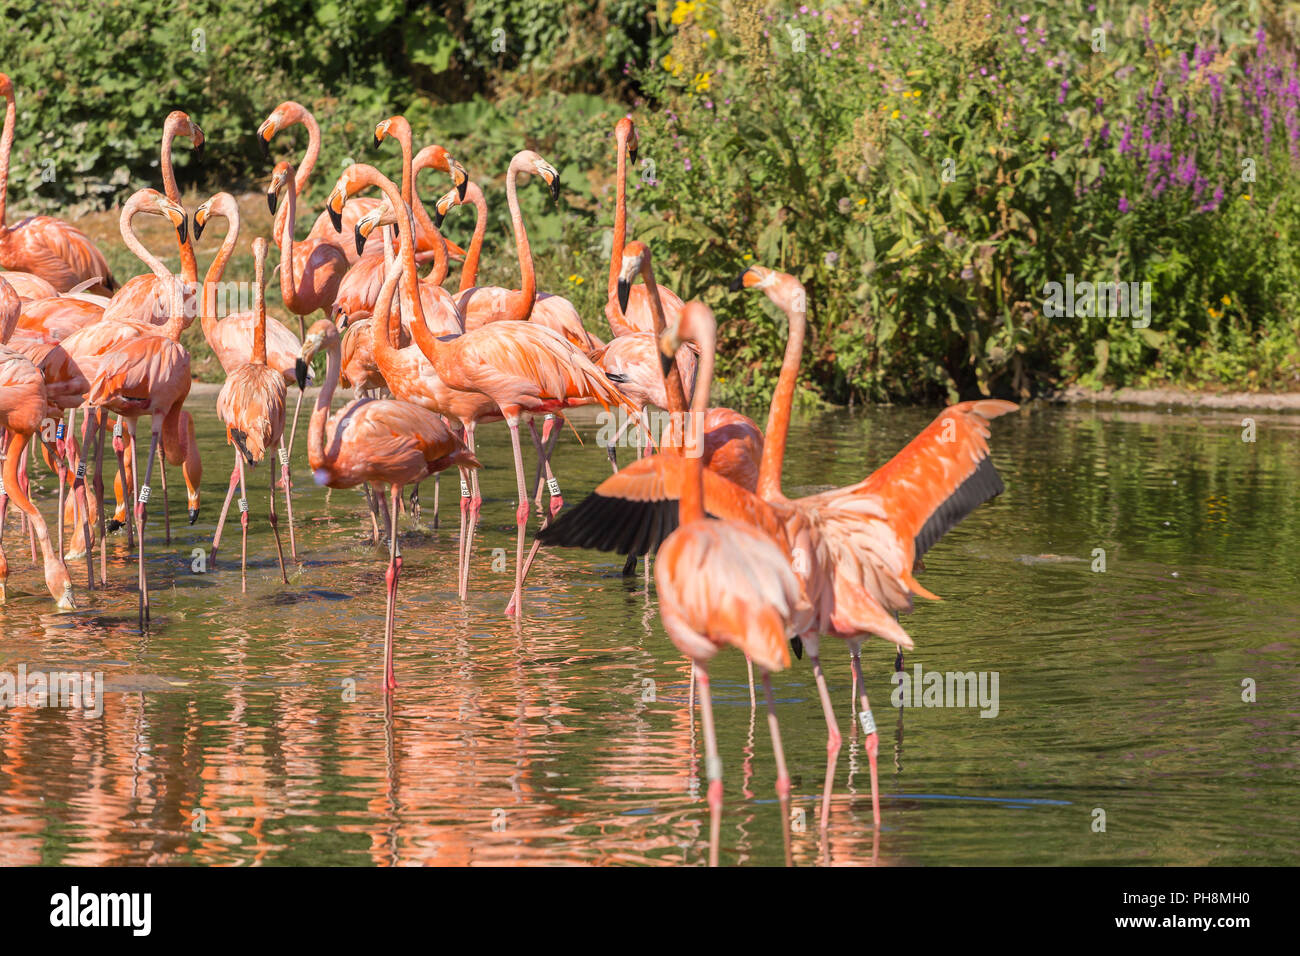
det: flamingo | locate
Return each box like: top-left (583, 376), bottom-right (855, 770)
top-left (193, 191), bottom-right (305, 563)
top-left (432, 177), bottom-right (602, 352)
top-left (0, 275), bottom-right (75, 609)
top-left (605, 117), bottom-right (684, 338)
top-left (267, 161), bottom-right (348, 339)
top-left (0, 74), bottom-right (115, 294)
top-left (652, 302), bottom-right (810, 866)
top-left (257, 100), bottom-right (381, 263)
top-left (101, 110), bottom-right (205, 327)
top-left (214, 238), bottom-right (290, 591)
top-left (328, 162), bottom-right (633, 615)
top-left (372, 115), bottom-right (469, 262)
top-left (544, 264), bottom-right (1017, 827)
top-left (297, 306), bottom-right (480, 692)
top-left (82, 211), bottom-right (196, 627)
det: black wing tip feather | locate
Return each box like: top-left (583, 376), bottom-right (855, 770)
top-left (912, 455), bottom-right (1005, 565)
top-left (537, 491), bottom-right (679, 557)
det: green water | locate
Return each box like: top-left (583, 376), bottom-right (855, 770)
top-left (0, 401), bottom-right (1296, 865)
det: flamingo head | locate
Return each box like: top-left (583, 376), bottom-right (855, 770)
top-left (616, 240), bottom-right (650, 314)
top-left (433, 185), bottom-right (461, 229)
top-left (449, 155), bottom-right (469, 200)
top-left (373, 117), bottom-right (394, 150)
top-left (355, 199), bottom-right (402, 257)
top-left (257, 101), bottom-right (301, 158)
top-left (266, 161), bottom-right (294, 215)
top-left (0, 73), bottom-right (12, 99)
top-left (298, 319), bottom-right (338, 390)
top-left (151, 194), bottom-right (189, 245)
top-left (730, 263), bottom-right (804, 313)
top-left (617, 116), bottom-right (638, 165)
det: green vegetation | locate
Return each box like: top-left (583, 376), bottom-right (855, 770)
top-left (4, 1), bottom-right (1298, 398)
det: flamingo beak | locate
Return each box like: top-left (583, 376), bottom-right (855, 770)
top-left (729, 268), bottom-right (751, 292)
top-left (629, 145), bottom-right (638, 165)
top-left (373, 132), bottom-right (383, 150)
top-left (295, 358), bottom-right (309, 390)
top-left (174, 215), bottom-right (188, 245)
top-left (548, 173), bottom-right (560, 203)
top-left (257, 122), bottom-right (274, 158)
top-left (789, 636), bottom-right (804, 660)
top-left (194, 140), bottom-right (205, 164)
top-left (188, 508), bottom-right (200, 525)
top-left (327, 192), bottom-right (343, 233)
top-left (617, 278), bottom-right (630, 314)
top-left (193, 213), bottom-right (205, 242)
top-left (57, 585), bottom-right (75, 611)
top-left (354, 224), bottom-right (369, 257)
top-left (451, 159), bottom-right (468, 200)
top-left (433, 207), bottom-right (446, 229)
top-left (658, 348), bottom-right (673, 379)
top-left (266, 190), bottom-right (278, 216)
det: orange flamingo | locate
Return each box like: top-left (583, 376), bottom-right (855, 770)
top-left (101, 110), bottom-right (204, 327)
top-left (257, 100), bottom-right (381, 264)
top-left (0, 74), bottom-right (115, 294)
top-left (605, 117), bottom-right (684, 337)
top-left (193, 192), bottom-right (305, 562)
top-left (83, 214), bottom-right (196, 627)
top-left (545, 264), bottom-right (1016, 828)
top-left (298, 302), bottom-right (480, 691)
top-left (0, 275), bottom-right (75, 609)
top-left (372, 116), bottom-right (469, 263)
top-left (652, 302), bottom-right (809, 866)
top-left (329, 162), bottom-right (633, 614)
top-left (432, 176), bottom-right (602, 352)
top-left (214, 238), bottom-right (290, 591)
top-left (267, 161), bottom-right (348, 339)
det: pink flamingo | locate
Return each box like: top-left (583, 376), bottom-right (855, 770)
top-left (214, 238), bottom-right (290, 591)
top-left (1, 272), bottom-right (58, 301)
top-left (299, 303), bottom-right (479, 691)
top-left (0, 275), bottom-right (75, 609)
top-left (0, 73), bottom-right (115, 294)
top-left (193, 191), bottom-right (304, 563)
top-left (267, 161), bottom-right (348, 339)
top-left (652, 302), bottom-right (810, 866)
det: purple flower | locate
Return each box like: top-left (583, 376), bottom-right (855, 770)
top-left (1118, 195), bottom-right (1130, 213)
top-left (1058, 79), bottom-right (1070, 104)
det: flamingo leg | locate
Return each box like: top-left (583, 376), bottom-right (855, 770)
top-left (849, 649), bottom-right (882, 828)
top-left (72, 409), bottom-right (96, 589)
top-left (278, 439), bottom-right (297, 563)
top-left (19, 446), bottom-right (36, 564)
top-left (809, 654), bottom-right (842, 831)
top-left (458, 423), bottom-right (481, 601)
top-left (695, 664), bottom-right (723, 867)
top-left (3, 432), bottom-right (74, 610)
top-left (135, 426), bottom-right (162, 627)
top-left (505, 417), bottom-right (566, 615)
top-left (237, 454), bottom-right (249, 594)
top-left (55, 441), bottom-right (66, 560)
top-left (430, 473), bottom-right (439, 530)
top-left (455, 467), bottom-right (469, 600)
top-left (157, 441), bottom-right (171, 545)
top-left (507, 418), bottom-right (529, 618)
top-left (210, 460), bottom-right (239, 568)
top-left (761, 671), bottom-right (794, 867)
top-left (383, 484), bottom-right (402, 692)
top-left (747, 656), bottom-right (756, 708)
top-left (0, 433), bottom-right (9, 603)
top-left (268, 459), bottom-right (288, 584)
top-left (94, 416), bottom-right (108, 587)
top-left (408, 482), bottom-right (420, 527)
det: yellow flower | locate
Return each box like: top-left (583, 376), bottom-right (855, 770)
top-left (693, 72), bottom-right (712, 92)
top-left (670, 1), bottom-right (696, 26)
top-left (706, 28), bottom-right (717, 40)
top-left (856, 197), bottom-right (868, 205)
top-left (568, 274), bottom-right (584, 285)
top-left (742, 253), bottom-right (753, 261)
top-left (1221, 294), bottom-right (1231, 306)
top-left (911, 90), bottom-right (921, 98)
top-left (1207, 307), bottom-right (1222, 319)
top-left (891, 108), bottom-right (900, 119)
top-left (1243, 194), bottom-right (1251, 201)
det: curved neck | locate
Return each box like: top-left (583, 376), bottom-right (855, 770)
top-left (123, 202), bottom-right (182, 338)
top-left (277, 178), bottom-right (305, 314)
top-left (681, 321), bottom-right (716, 524)
top-left (309, 335), bottom-right (341, 474)
top-left (756, 291), bottom-right (807, 501)
top-left (411, 149), bottom-right (448, 254)
top-left (252, 247), bottom-right (267, 365)
top-left (0, 83), bottom-right (13, 229)
top-left (391, 120), bottom-right (414, 208)
top-left (643, 257), bottom-right (687, 414)
top-left (160, 119), bottom-right (198, 285)
top-left (608, 125), bottom-right (629, 297)
top-left (458, 183), bottom-right (487, 292)
top-left (293, 108), bottom-right (320, 197)
top-left (504, 156), bottom-right (535, 322)
top-left (201, 204), bottom-right (239, 347)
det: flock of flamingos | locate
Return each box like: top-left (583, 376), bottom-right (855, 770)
top-left (0, 73), bottom-right (1018, 862)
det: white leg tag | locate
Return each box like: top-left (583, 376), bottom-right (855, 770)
top-left (460, 479), bottom-right (470, 498)
top-left (278, 447), bottom-right (290, 467)
top-left (859, 709), bottom-right (877, 736)
top-left (238, 498), bottom-right (249, 513)
top-left (76, 462), bottom-right (87, 478)
top-left (137, 485), bottom-right (151, 504)
top-left (547, 477), bottom-right (561, 497)
top-left (113, 422), bottom-right (123, 439)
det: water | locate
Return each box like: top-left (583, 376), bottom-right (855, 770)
top-left (0, 401), bottom-right (1296, 865)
